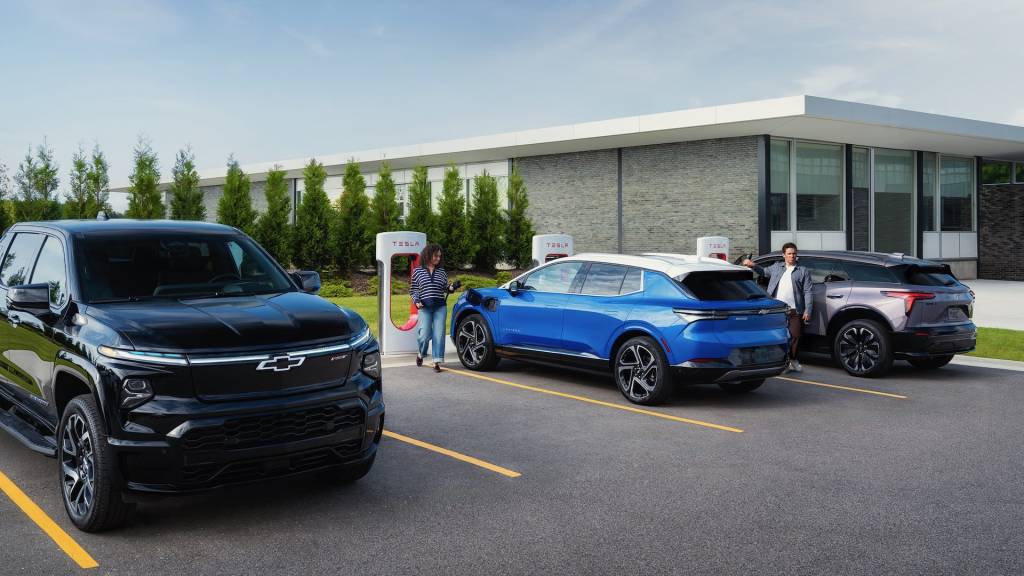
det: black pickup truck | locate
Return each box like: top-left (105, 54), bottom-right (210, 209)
top-left (0, 220), bottom-right (383, 532)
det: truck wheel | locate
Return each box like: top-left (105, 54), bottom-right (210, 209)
top-left (456, 314), bottom-right (498, 371)
top-left (908, 355), bottom-right (954, 370)
top-left (718, 379), bottom-right (765, 394)
top-left (615, 336), bottom-right (672, 405)
top-left (833, 319), bottom-right (893, 377)
top-left (58, 396), bottom-right (132, 532)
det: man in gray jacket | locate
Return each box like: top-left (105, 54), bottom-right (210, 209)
top-left (742, 242), bottom-right (812, 372)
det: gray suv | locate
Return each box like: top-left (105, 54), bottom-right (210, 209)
top-left (752, 251), bottom-right (976, 377)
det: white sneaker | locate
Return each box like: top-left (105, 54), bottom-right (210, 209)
top-left (790, 359), bottom-right (802, 373)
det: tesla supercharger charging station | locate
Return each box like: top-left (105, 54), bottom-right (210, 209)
top-left (531, 234), bottom-right (574, 267)
top-left (697, 236), bottom-right (730, 260)
top-left (375, 231), bottom-right (427, 356)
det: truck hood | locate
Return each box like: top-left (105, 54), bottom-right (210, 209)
top-left (84, 292), bottom-right (358, 353)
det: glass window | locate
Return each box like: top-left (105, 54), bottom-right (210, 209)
top-left (798, 257), bottom-right (839, 284)
top-left (1, 233), bottom-right (44, 287)
top-left (922, 152), bottom-right (937, 232)
top-left (852, 147), bottom-right (869, 189)
top-left (940, 156), bottom-right (974, 232)
top-left (580, 263), bottom-right (628, 296)
top-left (619, 268), bottom-right (642, 294)
top-left (981, 160), bottom-right (1012, 185)
top-left (30, 236), bottom-right (68, 307)
top-left (840, 261), bottom-right (898, 284)
top-left (770, 139), bottom-right (790, 231)
top-left (1017, 163), bottom-right (1024, 184)
top-left (521, 261), bottom-right (584, 293)
top-left (795, 142), bottom-right (843, 231)
top-left (873, 149), bottom-right (915, 254)
top-left (679, 271), bottom-right (766, 301)
top-left (76, 234), bottom-right (294, 301)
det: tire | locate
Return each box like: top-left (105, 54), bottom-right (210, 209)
top-left (908, 354), bottom-right (954, 370)
top-left (614, 336), bottom-right (672, 405)
top-left (833, 318), bottom-right (893, 378)
top-left (455, 313), bottom-right (498, 371)
top-left (58, 396), bottom-right (132, 532)
top-left (718, 379), bottom-right (765, 394)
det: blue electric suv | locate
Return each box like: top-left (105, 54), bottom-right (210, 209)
top-left (450, 253), bottom-right (791, 405)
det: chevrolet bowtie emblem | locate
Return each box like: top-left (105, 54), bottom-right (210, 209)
top-left (256, 355), bottom-right (305, 372)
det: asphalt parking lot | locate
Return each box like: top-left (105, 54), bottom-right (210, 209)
top-left (2, 358), bottom-right (1023, 575)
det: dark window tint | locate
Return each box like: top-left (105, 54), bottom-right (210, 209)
top-left (580, 263), bottom-right (628, 296)
top-left (798, 257), bottom-right (840, 284)
top-left (840, 261), bottom-right (898, 283)
top-left (30, 237), bottom-right (68, 307)
top-left (76, 234), bottom-right (293, 301)
top-left (1, 233), bottom-right (44, 287)
top-left (680, 271), bottom-right (767, 301)
top-left (981, 160), bottom-right (1012, 185)
top-left (619, 268), bottom-right (642, 294)
top-left (522, 261), bottom-right (584, 293)
top-left (900, 266), bottom-right (958, 287)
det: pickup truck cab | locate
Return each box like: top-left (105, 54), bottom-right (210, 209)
top-left (0, 220), bottom-right (383, 532)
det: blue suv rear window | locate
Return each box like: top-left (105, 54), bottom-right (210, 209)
top-left (679, 271), bottom-right (767, 301)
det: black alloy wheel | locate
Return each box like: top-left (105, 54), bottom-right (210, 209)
top-left (833, 318), bottom-right (893, 377)
top-left (58, 396), bottom-right (132, 532)
top-left (456, 314), bottom-right (498, 371)
top-left (614, 336), bottom-right (671, 405)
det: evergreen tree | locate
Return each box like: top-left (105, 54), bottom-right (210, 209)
top-left (293, 158), bottom-right (332, 271)
top-left (256, 166), bottom-right (292, 266)
top-left (503, 168), bottom-right (535, 269)
top-left (86, 145), bottom-right (111, 217)
top-left (331, 160), bottom-right (372, 271)
top-left (404, 165), bottom-right (434, 239)
top-left (64, 146), bottom-right (90, 219)
top-left (126, 138), bottom-right (165, 219)
top-left (14, 143), bottom-right (62, 221)
top-left (217, 156), bottom-right (256, 233)
top-left (0, 162), bottom-right (11, 233)
top-left (169, 147), bottom-right (206, 221)
top-left (370, 161), bottom-right (401, 236)
top-left (436, 165), bottom-right (472, 269)
top-left (469, 170), bottom-right (505, 271)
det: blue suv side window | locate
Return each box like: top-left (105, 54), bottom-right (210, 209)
top-left (580, 264), bottom-right (628, 296)
top-left (522, 262), bottom-right (583, 293)
top-left (619, 268), bottom-right (642, 294)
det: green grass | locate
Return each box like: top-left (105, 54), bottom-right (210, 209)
top-left (968, 327), bottom-right (1024, 363)
top-left (326, 295), bottom-right (457, 339)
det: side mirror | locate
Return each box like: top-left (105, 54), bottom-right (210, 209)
top-left (292, 271), bottom-right (321, 294)
top-left (508, 280), bottom-right (522, 295)
top-left (8, 283), bottom-right (51, 313)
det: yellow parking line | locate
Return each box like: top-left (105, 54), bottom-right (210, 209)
top-left (382, 429), bottom-right (521, 478)
top-left (0, 471), bottom-right (98, 569)
top-left (442, 367), bottom-right (744, 433)
top-left (773, 376), bottom-right (908, 399)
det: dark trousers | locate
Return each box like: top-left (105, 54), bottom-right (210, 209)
top-left (786, 309), bottom-right (803, 360)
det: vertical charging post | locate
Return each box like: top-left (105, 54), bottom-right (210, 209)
top-left (530, 234), bottom-right (574, 267)
top-left (375, 231), bottom-right (427, 356)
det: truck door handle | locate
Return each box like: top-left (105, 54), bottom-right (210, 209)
top-left (826, 295), bottom-right (845, 299)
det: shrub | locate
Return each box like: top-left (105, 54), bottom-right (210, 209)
top-left (495, 271), bottom-right (512, 285)
top-left (318, 279), bottom-right (354, 298)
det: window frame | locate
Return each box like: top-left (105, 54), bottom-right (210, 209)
top-left (519, 260), bottom-right (586, 295)
top-left (870, 147), bottom-right (917, 255)
top-left (770, 137), bottom-right (846, 233)
top-left (981, 159), bottom-right (1013, 185)
top-left (1, 230), bottom-right (72, 314)
top-left (576, 263), bottom-right (645, 297)
top-left (937, 153), bottom-right (977, 233)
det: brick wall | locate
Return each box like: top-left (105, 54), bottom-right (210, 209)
top-left (516, 149), bottom-right (619, 253)
top-left (979, 184), bottom-right (1024, 280)
top-left (621, 137), bottom-right (760, 259)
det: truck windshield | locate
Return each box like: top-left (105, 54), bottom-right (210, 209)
top-left (77, 234), bottom-right (294, 302)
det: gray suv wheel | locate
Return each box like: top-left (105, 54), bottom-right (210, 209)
top-left (833, 318), bottom-right (893, 377)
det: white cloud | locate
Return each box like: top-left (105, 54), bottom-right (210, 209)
top-left (283, 26), bottom-right (332, 59)
top-left (1009, 110), bottom-right (1024, 127)
top-left (796, 65), bottom-right (903, 108)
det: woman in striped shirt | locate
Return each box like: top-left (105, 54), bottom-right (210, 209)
top-left (410, 243), bottom-right (459, 372)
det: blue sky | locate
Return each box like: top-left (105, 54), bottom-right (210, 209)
top-left (2, 0), bottom-right (1023, 201)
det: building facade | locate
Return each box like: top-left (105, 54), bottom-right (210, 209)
top-left (116, 96), bottom-right (1024, 280)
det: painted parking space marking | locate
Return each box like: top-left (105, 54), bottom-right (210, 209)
top-left (442, 367), bottom-right (744, 433)
top-left (382, 429), bottom-right (521, 478)
top-left (772, 376), bottom-right (908, 399)
top-left (0, 470), bottom-right (98, 570)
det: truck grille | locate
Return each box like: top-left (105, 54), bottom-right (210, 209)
top-left (181, 405), bottom-right (364, 451)
top-left (180, 439), bottom-right (364, 486)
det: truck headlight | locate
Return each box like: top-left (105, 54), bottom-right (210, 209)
top-left (121, 378), bottom-right (153, 409)
top-left (361, 351), bottom-right (381, 379)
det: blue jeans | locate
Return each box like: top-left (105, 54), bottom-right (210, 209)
top-left (417, 305), bottom-right (447, 362)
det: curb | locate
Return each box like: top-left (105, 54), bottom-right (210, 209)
top-left (950, 355), bottom-right (1024, 373)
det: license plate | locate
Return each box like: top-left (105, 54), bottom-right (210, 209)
top-left (947, 307), bottom-right (967, 321)
top-left (731, 346), bottom-right (785, 365)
